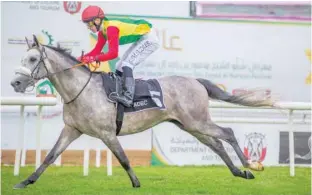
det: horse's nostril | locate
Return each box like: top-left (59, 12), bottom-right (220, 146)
top-left (15, 81), bottom-right (21, 86)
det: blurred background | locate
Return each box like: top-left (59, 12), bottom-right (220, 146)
top-left (1, 1), bottom-right (311, 169)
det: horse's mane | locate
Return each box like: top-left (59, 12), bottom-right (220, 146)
top-left (43, 44), bottom-right (91, 72)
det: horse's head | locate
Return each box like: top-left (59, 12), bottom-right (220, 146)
top-left (10, 35), bottom-right (50, 93)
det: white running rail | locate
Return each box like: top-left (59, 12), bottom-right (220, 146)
top-left (1, 96), bottom-right (57, 176)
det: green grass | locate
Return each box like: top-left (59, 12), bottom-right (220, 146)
top-left (1, 165), bottom-right (311, 195)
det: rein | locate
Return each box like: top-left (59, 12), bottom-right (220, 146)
top-left (62, 62), bottom-right (100, 104)
top-left (47, 59), bottom-right (101, 105)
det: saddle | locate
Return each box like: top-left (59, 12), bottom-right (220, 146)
top-left (101, 72), bottom-right (166, 135)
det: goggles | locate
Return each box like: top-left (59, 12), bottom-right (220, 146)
top-left (85, 21), bottom-right (96, 28)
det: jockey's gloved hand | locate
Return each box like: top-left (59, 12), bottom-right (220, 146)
top-left (81, 56), bottom-right (97, 64)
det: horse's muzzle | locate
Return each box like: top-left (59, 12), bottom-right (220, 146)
top-left (11, 80), bottom-right (25, 93)
top-left (10, 75), bottom-right (32, 93)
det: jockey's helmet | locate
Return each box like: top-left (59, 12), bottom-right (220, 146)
top-left (81, 5), bottom-right (105, 31)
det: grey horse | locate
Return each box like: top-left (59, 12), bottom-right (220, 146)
top-left (10, 35), bottom-right (275, 189)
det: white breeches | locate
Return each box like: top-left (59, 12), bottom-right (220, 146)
top-left (116, 28), bottom-right (160, 72)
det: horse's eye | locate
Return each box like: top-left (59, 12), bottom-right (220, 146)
top-left (30, 57), bottom-right (37, 62)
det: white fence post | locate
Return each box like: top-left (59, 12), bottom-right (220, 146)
top-left (36, 105), bottom-right (43, 170)
top-left (288, 109), bottom-right (295, 176)
top-left (83, 148), bottom-right (89, 176)
top-left (107, 149), bottom-right (112, 176)
top-left (13, 105), bottom-right (25, 176)
top-left (21, 147), bottom-right (27, 167)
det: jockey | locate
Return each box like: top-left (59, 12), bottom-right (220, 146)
top-left (79, 5), bottom-right (160, 107)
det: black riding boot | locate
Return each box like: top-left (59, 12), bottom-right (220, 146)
top-left (115, 69), bottom-right (123, 77)
top-left (115, 66), bottom-right (135, 107)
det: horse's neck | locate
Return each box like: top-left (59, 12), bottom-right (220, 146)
top-left (44, 48), bottom-right (91, 103)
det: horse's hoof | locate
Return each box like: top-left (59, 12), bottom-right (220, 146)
top-left (248, 161), bottom-right (264, 171)
top-left (132, 181), bottom-right (141, 188)
top-left (13, 182), bottom-right (27, 189)
top-left (244, 170), bottom-right (255, 179)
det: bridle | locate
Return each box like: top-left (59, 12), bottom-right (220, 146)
top-left (15, 36), bottom-right (99, 104)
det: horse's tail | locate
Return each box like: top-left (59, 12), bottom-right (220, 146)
top-left (196, 78), bottom-right (276, 107)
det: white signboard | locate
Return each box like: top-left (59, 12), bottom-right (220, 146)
top-left (133, 18), bottom-right (311, 102)
top-left (151, 122), bottom-right (310, 166)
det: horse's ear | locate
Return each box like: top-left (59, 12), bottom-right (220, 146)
top-left (25, 37), bottom-right (31, 49)
top-left (33, 34), bottom-right (39, 46)
top-left (57, 42), bottom-right (72, 54)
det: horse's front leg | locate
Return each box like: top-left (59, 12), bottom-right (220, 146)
top-left (101, 133), bottom-right (140, 188)
top-left (14, 125), bottom-right (81, 189)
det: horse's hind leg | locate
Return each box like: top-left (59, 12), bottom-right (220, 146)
top-left (201, 122), bottom-right (264, 172)
top-left (190, 132), bottom-right (254, 179)
top-left (100, 133), bottom-right (140, 188)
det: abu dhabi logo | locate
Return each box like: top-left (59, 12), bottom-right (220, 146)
top-left (243, 132), bottom-right (267, 162)
top-left (63, 1), bottom-right (82, 14)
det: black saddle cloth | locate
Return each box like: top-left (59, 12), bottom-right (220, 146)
top-left (101, 73), bottom-right (166, 113)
